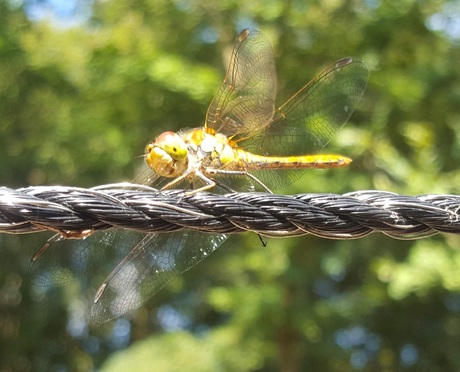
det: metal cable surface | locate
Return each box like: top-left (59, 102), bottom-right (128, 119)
top-left (1, 183), bottom-right (459, 239)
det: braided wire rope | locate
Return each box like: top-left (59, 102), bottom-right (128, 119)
top-left (1, 183), bottom-right (459, 240)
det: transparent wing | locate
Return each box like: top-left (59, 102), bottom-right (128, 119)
top-left (29, 180), bottom-right (228, 321)
top-left (244, 57), bottom-right (369, 190)
top-left (30, 229), bottom-right (228, 322)
top-left (91, 231), bottom-right (228, 323)
top-left (247, 57), bottom-right (369, 155)
top-left (29, 230), bottom-right (147, 287)
top-left (205, 29), bottom-right (277, 137)
top-left (274, 57), bottom-right (369, 150)
top-left (28, 182), bottom-right (164, 287)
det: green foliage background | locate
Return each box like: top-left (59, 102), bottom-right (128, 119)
top-left (1, 0), bottom-right (460, 370)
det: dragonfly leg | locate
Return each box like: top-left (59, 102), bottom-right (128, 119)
top-left (205, 168), bottom-right (273, 193)
top-left (31, 233), bottom-right (64, 262)
top-left (159, 168), bottom-right (226, 195)
top-left (160, 170), bottom-right (193, 191)
top-left (31, 222), bottom-right (94, 239)
top-left (183, 170), bottom-right (216, 195)
top-left (211, 179), bottom-right (237, 193)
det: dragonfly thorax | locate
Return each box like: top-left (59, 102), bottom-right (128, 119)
top-left (183, 128), bottom-right (237, 167)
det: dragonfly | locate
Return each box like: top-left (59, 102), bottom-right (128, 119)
top-left (29, 29), bottom-right (369, 323)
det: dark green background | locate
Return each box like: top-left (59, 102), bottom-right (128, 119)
top-left (1, 0), bottom-right (460, 370)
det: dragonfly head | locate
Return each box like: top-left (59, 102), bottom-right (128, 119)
top-left (151, 131), bottom-right (188, 161)
top-left (145, 131), bottom-right (189, 178)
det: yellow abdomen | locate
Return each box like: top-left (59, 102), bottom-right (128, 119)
top-left (229, 149), bottom-right (352, 170)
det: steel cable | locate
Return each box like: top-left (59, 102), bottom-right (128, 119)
top-left (1, 183), bottom-right (459, 240)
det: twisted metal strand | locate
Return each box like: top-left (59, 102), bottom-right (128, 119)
top-left (1, 183), bottom-right (459, 240)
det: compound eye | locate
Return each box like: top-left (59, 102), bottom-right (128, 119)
top-left (155, 131), bottom-right (188, 161)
